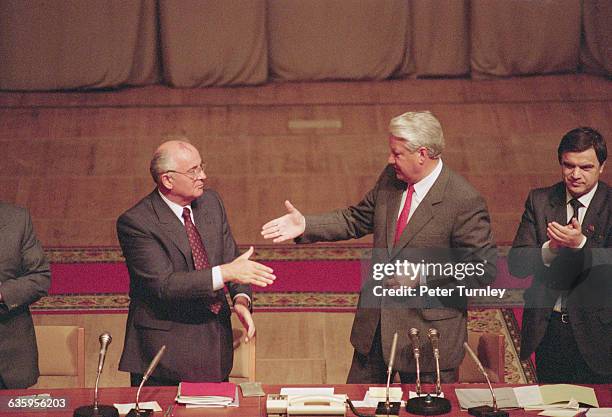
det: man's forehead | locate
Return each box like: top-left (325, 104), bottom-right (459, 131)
top-left (561, 148), bottom-right (599, 163)
top-left (388, 135), bottom-right (407, 147)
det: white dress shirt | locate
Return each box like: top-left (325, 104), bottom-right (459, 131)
top-left (158, 191), bottom-right (251, 306)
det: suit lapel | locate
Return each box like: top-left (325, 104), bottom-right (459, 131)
top-left (191, 197), bottom-right (216, 263)
top-left (581, 182), bottom-right (608, 245)
top-left (546, 183), bottom-right (567, 226)
top-left (150, 191), bottom-right (193, 267)
top-left (390, 166), bottom-right (448, 259)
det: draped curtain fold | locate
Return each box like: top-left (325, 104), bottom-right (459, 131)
top-left (0, 0), bottom-right (608, 91)
top-left (0, 0), bottom-right (159, 90)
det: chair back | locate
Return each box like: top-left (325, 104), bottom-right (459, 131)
top-left (33, 325), bottom-right (85, 388)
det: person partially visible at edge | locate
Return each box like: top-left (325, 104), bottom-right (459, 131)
top-left (509, 127), bottom-right (612, 383)
top-left (0, 202), bottom-right (51, 389)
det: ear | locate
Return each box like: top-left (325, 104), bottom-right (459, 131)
top-left (599, 161), bottom-right (606, 174)
top-left (160, 173), bottom-right (174, 190)
top-left (417, 147), bottom-right (429, 161)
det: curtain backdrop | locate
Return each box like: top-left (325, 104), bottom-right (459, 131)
top-left (0, 0), bottom-right (608, 90)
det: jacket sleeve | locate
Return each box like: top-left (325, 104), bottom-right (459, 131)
top-left (0, 208), bottom-right (50, 314)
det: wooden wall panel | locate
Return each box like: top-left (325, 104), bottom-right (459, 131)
top-left (1, 75), bottom-right (611, 246)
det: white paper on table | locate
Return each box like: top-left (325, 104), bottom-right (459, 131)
top-left (280, 387), bottom-right (334, 396)
top-left (587, 409), bottom-right (612, 416)
top-left (367, 387), bottom-right (403, 401)
top-left (113, 401), bottom-right (162, 415)
top-left (514, 385), bottom-right (544, 407)
top-left (538, 408), bottom-right (587, 417)
top-left (455, 388), bottom-right (518, 409)
top-left (351, 390), bottom-right (404, 408)
top-left (525, 398), bottom-right (581, 411)
top-left (409, 391), bottom-right (445, 399)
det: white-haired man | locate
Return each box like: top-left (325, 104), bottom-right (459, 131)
top-left (262, 111), bottom-right (496, 383)
top-left (118, 140), bottom-right (275, 385)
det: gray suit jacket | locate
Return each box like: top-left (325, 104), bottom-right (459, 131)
top-left (299, 165), bottom-right (496, 373)
top-left (508, 182), bottom-right (612, 375)
top-left (0, 203), bottom-right (50, 388)
top-left (117, 190), bottom-right (251, 382)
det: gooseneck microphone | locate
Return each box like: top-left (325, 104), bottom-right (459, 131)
top-left (126, 345), bottom-right (167, 417)
top-left (428, 328), bottom-right (442, 396)
top-left (96, 333), bottom-right (112, 403)
top-left (375, 332), bottom-right (401, 416)
top-left (408, 328), bottom-right (422, 396)
top-left (463, 343), bottom-right (509, 417)
top-left (73, 332), bottom-right (119, 417)
top-left (405, 328), bottom-right (451, 416)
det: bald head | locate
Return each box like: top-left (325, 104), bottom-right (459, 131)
top-left (150, 140), bottom-right (198, 184)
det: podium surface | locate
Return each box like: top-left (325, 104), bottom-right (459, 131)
top-left (0, 384), bottom-right (609, 416)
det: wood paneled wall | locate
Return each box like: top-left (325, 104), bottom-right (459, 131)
top-left (1, 75), bottom-right (611, 247)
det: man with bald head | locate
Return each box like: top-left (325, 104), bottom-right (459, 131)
top-left (118, 140), bottom-right (275, 385)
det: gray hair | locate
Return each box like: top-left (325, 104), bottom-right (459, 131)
top-left (149, 136), bottom-right (192, 183)
top-left (150, 148), bottom-right (176, 184)
top-left (388, 111), bottom-right (444, 158)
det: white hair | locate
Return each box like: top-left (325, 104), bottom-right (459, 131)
top-left (388, 111), bottom-right (444, 158)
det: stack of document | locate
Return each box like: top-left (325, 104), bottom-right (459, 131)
top-left (456, 384), bottom-right (601, 415)
top-left (176, 382), bottom-right (239, 408)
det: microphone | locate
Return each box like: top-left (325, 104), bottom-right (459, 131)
top-left (463, 342), bottom-right (509, 417)
top-left (405, 328), bottom-right (451, 415)
top-left (375, 332), bottom-right (400, 416)
top-left (427, 328), bottom-right (442, 396)
top-left (73, 332), bottom-right (119, 417)
top-left (97, 333), bottom-right (112, 375)
top-left (408, 328), bottom-right (422, 396)
top-left (126, 345), bottom-right (166, 417)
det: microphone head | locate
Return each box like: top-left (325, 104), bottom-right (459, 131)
top-left (409, 327), bottom-right (419, 337)
top-left (99, 332), bottom-right (112, 346)
top-left (427, 328), bottom-right (439, 339)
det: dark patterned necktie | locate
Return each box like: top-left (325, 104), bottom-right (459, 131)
top-left (182, 207), bottom-right (223, 314)
top-left (568, 198), bottom-right (582, 225)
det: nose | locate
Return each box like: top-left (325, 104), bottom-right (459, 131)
top-left (388, 154), bottom-right (395, 164)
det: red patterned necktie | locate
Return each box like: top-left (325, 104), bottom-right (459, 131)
top-left (394, 184), bottom-right (415, 244)
top-left (182, 207), bottom-right (223, 314)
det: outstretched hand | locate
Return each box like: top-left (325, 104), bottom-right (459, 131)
top-left (219, 246), bottom-right (276, 287)
top-left (261, 200), bottom-right (306, 243)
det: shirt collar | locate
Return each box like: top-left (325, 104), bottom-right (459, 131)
top-left (566, 183), bottom-right (598, 208)
top-left (413, 159), bottom-right (443, 200)
top-left (158, 189), bottom-right (191, 222)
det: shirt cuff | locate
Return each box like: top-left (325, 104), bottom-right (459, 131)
top-left (233, 293), bottom-right (252, 308)
top-left (212, 266), bottom-right (224, 291)
top-left (541, 240), bottom-right (558, 266)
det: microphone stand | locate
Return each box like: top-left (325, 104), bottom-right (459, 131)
top-left (74, 333), bottom-right (119, 417)
top-left (406, 328), bottom-right (451, 415)
top-left (375, 332), bottom-right (400, 417)
top-left (126, 345), bottom-right (167, 417)
top-left (463, 343), bottom-right (509, 417)
top-left (408, 328), bottom-right (422, 396)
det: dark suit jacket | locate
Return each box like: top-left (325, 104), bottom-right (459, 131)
top-left (298, 165), bottom-right (497, 373)
top-left (508, 182), bottom-right (612, 375)
top-left (0, 203), bottom-right (51, 388)
top-left (117, 189), bottom-right (251, 382)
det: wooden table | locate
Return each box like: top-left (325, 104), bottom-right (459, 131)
top-left (0, 384), bottom-right (609, 417)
